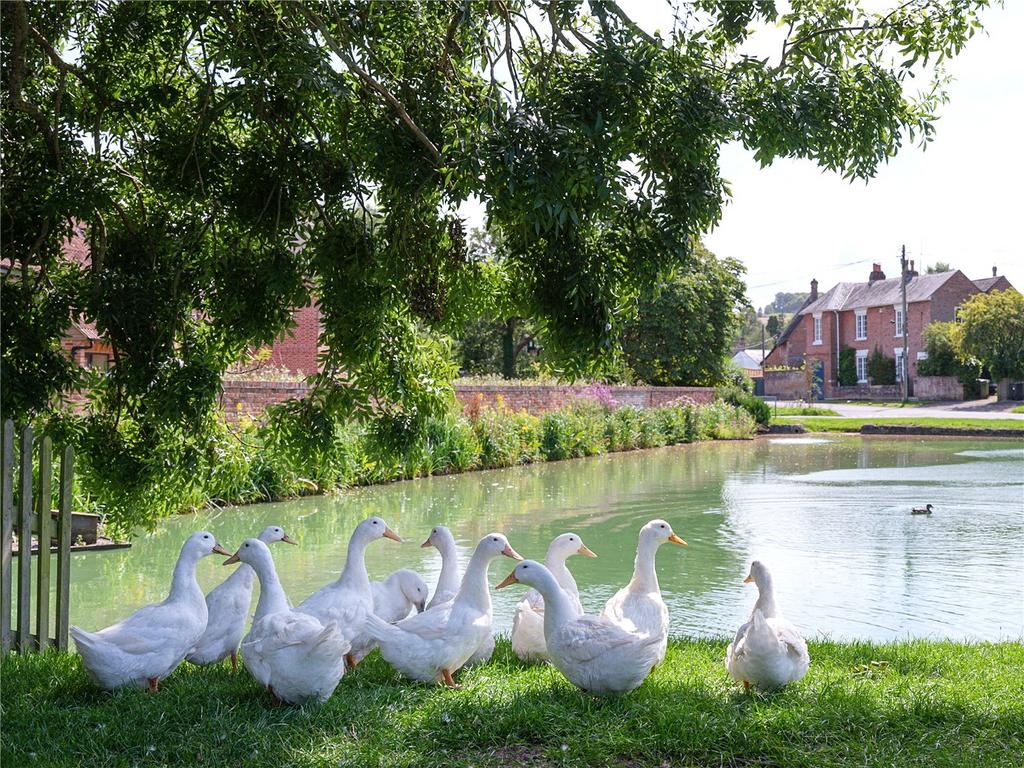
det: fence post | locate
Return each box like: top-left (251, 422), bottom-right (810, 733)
top-left (36, 437), bottom-right (53, 651)
top-left (16, 425), bottom-right (33, 653)
top-left (1, 420), bottom-right (14, 653)
top-left (55, 446), bottom-right (74, 651)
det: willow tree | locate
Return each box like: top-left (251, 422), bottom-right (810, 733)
top-left (2, 0), bottom-right (992, 431)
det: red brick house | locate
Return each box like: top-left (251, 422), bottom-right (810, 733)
top-left (764, 262), bottom-right (1014, 400)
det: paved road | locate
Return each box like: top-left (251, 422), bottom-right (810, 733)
top-left (776, 397), bottom-right (1024, 420)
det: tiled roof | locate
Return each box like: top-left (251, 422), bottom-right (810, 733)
top-left (800, 271), bottom-right (960, 314)
top-left (971, 276), bottom-right (1002, 292)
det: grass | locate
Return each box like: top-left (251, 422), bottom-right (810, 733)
top-left (2, 639), bottom-right (1022, 768)
top-left (773, 406), bottom-right (840, 416)
top-left (833, 400), bottom-right (931, 408)
top-left (773, 416), bottom-right (1024, 432)
top-left (1011, 405), bottom-right (1024, 414)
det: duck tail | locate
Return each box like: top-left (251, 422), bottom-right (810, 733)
top-left (312, 621), bottom-right (350, 657)
top-left (362, 613), bottom-right (397, 643)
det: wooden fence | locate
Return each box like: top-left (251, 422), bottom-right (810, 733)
top-left (1, 421), bottom-right (75, 653)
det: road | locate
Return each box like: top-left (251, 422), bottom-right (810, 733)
top-left (777, 397), bottom-right (1024, 420)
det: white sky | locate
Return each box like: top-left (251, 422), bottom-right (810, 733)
top-left (462, 2), bottom-right (1022, 309)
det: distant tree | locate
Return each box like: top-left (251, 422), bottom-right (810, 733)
top-left (766, 315), bottom-right (783, 337)
top-left (621, 244), bottom-right (747, 386)
top-left (926, 261), bottom-right (952, 274)
top-left (957, 290), bottom-right (1024, 393)
top-left (764, 292), bottom-right (811, 315)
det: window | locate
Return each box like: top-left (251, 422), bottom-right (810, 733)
top-left (894, 347), bottom-right (905, 382)
top-left (855, 310), bottom-right (867, 340)
top-left (916, 351), bottom-right (928, 361)
top-left (893, 306), bottom-right (905, 337)
top-left (954, 305), bottom-right (964, 323)
top-left (856, 349), bottom-right (868, 383)
top-left (812, 314), bottom-right (822, 345)
top-left (85, 353), bottom-right (109, 372)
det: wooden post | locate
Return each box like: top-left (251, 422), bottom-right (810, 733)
top-left (36, 437), bottom-right (53, 651)
top-left (55, 446), bottom-right (74, 650)
top-left (16, 425), bottom-right (33, 653)
top-left (1, 420), bottom-right (14, 653)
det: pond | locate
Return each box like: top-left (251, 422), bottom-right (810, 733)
top-left (66, 436), bottom-right (1024, 642)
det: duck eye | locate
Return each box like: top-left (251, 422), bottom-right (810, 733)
top-left (372, 520), bottom-right (378, 525)
top-left (244, 543), bottom-right (249, 548)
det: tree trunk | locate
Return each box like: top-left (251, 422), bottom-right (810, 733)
top-left (501, 319), bottom-right (516, 379)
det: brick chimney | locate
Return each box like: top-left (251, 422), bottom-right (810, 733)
top-left (868, 263), bottom-right (886, 282)
top-left (907, 259), bottom-right (918, 278)
top-left (993, 266), bottom-right (998, 277)
top-left (810, 278), bottom-right (818, 301)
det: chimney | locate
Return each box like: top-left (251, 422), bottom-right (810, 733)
top-left (993, 266), bottom-right (998, 277)
top-left (907, 259), bottom-right (918, 278)
top-left (810, 278), bottom-right (818, 301)
top-left (868, 263), bottom-right (886, 282)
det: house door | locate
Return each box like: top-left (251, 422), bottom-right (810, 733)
top-left (810, 359), bottom-right (825, 400)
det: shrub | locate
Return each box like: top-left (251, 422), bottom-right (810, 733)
top-left (717, 383), bottom-right (771, 426)
top-left (540, 401), bottom-right (606, 460)
top-left (919, 321), bottom-right (982, 397)
top-left (697, 400), bottom-right (757, 439)
top-left (838, 348), bottom-right (858, 386)
top-left (867, 347), bottom-right (897, 385)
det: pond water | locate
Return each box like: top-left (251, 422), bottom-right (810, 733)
top-left (66, 436), bottom-right (1024, 642)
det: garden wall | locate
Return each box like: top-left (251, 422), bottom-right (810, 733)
top-left (913, 376), bottom-right (964, 401)
top-left (833, 383), bottom-right (903, 400)
top-left (763, 369), bottom-right (810, 400)
top-left (219, 380), bottom-right (715, 422)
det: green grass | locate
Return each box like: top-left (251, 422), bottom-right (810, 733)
top-left (773, 416), bottom-right (1024, 432)
top-left (3, 639), bottom-right (1022, 768)
top-left (1011, 405), bottom-right (1024, 414)
top-left (833, 400), bottom-right (930, 408)
top-left (774, 406), bottom-right (840, 416)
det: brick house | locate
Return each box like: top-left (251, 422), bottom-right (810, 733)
top-left (764, 262), bottom-right (1014, 400)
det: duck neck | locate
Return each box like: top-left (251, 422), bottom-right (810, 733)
top-left (251, 557), bottom-right (290, 621)
top-left (546, 549), bottom-right (578, 596)
top-left (337, 531), bottom-right (371, 592)
top-left (435, 536), bottom-right (461, 597)
top-left (752, 577), bottom-right (778, 619)
top-left (628, 535), bottom-right (661, 594)
top-left (168, 545), bottom-right (203, 603)
top-left (454, 548), bottom-right (495, 613)
top-left (537, 571), bottom-right (578, 635)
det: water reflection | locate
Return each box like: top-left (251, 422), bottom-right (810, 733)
top-left (66, 437), bottom-right (1024, 642)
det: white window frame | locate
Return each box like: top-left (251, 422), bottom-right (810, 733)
top-left (812, 314), bottom-right (822, 345)
top-left (954, 305), bottom-right (964, 323)
top-left (916, 351), bottom-right (928, 361)
top-left (893, 305), bottom-right (905, 338)
top-left (856, 349), bottom-right (868, 384)
top-left (854, 310), bottom-right (867, 341)
top-left (894, 347), bottom-right (905, 382)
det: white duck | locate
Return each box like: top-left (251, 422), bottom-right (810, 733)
top-left (295, 516), bottom-right (402, 669)
top-left (350, 569), bottom-right (429, 663)
top-left (230, 539), bottom-right (348, 705)
top-left (422, 525), bottom-right (460, 610)
top-left (726, 560), bottom-right (810, 691)
top-left (601, 519), bottom-right (686, 666)
top-left (498, 560), bottom-right (663, 695)
top-left (364, 533), bottom-right (522, 687)
top-left (511, 532), bottom-right (596, 662)
top-left (71, 531), bottom-right (230, 691)
top-left (187, 525), bottom-right (297, 671)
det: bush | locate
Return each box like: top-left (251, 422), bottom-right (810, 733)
top-left (867, 347), bottom-right (896, 385)
top-left (919, 321), bottom-right (982, 397)
top-left (697, 400), bottom-right (757, 439)
top-left (540, 401), bottom-right (607, 461)
top-left (838, 348), bottom-right (858, 386)
top-left (717, 383), bottom-right (771, 426)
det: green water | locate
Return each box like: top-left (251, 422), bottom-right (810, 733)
top-left (68, 436), bottom-right (1024, 641)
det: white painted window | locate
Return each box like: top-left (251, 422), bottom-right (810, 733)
top-left (917, 351), bottom-right (928, 361)
top-left (895, 347), bottom-right (905, 382)
top-left (856, 349), bottom-right (868, 383)
top-left (894, 306), bottom-right (905, 337)
top-left (855, 310), bottom-right (867, 340)
top-left (812, 314), bottom-right (822, 345)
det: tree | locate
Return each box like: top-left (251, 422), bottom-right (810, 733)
top-left (867, 347), bottom-right (897, 385)
top-left (926, 261), bottom-right (952, 274)
top-left (2, 0), bottom-right (993, 436)
top-left (764, 292), bottom-right (811, 315)
top-left (957, 290), bottom-right (1024, 396)
top-left (620, 243), bottom-right (746, 386)
top-left (766, 315), bottom-right (783, 337)
top-left (838, 348), bottom-right (858, 386)
top-left (918, 321), bottom-right (981, 398)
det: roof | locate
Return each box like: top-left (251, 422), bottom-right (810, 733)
top-left (800, 270), bottom-right (961, 314)
top-left (731, 350), bottom-right (765, 369)
top-left (971, 276), bottom-right (1007, 293)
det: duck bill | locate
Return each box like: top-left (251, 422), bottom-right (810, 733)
top-left (501, 543), bottom-right (524, 561)
top-left (223, 552), bottom-right (241, 565)
top-left (420, 538), bottom-right (432, 549)
top-left (281, 535), bottom-right (298, 546)
top-left (212, 545), bottom-right (232, 556)
top-left (667, 533), bottom-right (688, 547)
top-left (578, 544), bottom-right (598, 558)
top-left (383, 526), bottom-right (404, 543)
top-left (743, 575), bottom-right (754, 584)
top-left (495, 571), bottom-right (519, 589)
top-left (416, 600), bottom-right (426, 613)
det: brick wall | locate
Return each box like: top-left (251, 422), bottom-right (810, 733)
top-left (763, 369), bottom-right (811, 400)
top-left (914, 375), bottom-right (965, 401)
top-left (218, 381), bottom-right (715, 422)
top-left (263, 304), bottom-right (321, 376)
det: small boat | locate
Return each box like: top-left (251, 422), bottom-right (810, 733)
top-left (911, 504), bottom-right (934, 515)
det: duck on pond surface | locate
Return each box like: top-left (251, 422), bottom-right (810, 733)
top-left (71, 531), bottom-right (230, 691)
top-left (911, 504), bottom-right (934, 515)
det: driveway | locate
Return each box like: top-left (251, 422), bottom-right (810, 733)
top-left (777, 397), bottom-right (1024, 420)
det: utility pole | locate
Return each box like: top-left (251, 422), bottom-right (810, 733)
top-left (900, 245), bottom-right (909, 403)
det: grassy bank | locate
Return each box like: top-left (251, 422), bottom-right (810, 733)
top-left (2, 639), bottom-right (1020, 768)
top-left (773, 416), bottom-right (1024, 433)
